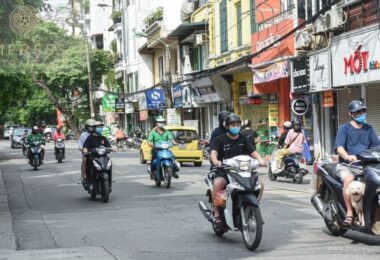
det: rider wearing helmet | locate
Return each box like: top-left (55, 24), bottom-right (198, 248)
top-left (241, 119), bottom-right (260, 146)
top-left (27, 126), bottom-right (46, 162)
top-left (79, 119), bottom-right (96, 185)
top-left (147, 115), bottom-right (178, 179)
top-left (335, 100), bottom-right (380, 226)
top-left (278, 121), bottom-right (292, 148)
top-left (275, 120), bottom-right (305, 169)
top-left (53, 125), bottom-right (65, 143)
top-left (210, 111), bottom-right (231, 147)
top-left (210, 114), bottom-right (266, 227)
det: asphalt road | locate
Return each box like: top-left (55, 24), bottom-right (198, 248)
top-left (0, 140), bottom-right (380, 260)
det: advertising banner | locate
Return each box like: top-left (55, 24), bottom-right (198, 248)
top-left (102, 94), bottom-right (116, 112)
top-left (146, 88), bottom-right (166, 110)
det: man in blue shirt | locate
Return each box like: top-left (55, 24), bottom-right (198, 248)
top-left (335, 100), bottom-right (380, 226)
top-left (79, 119), bottom-right (96, 185)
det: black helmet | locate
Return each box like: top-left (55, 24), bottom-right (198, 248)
top-left (225, 114), bottom-right (241, 126)
top-left (348, 100), bottom-right (366, 113)
top-left (293, 120), bottom-right (301, 126)
top-left (218, 111), bottom-right (231, 126)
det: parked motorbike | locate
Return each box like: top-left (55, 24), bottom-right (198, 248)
top-left (125, 136), bottom-right (134, 149)
top-left (268, 148), bottom-right (308, 184)
top-left (28, 141), bottom-right (42, 170)
top-left (147, 141), bottom-right (179, 188)
top-left (311, 147), bottom-right (380, 236)
top-left (55, 138), bottom-right (65, 163)
top-left (84, 146), bottom-right (113, 203)
top-left (198, 155), bottom-right (263, 251)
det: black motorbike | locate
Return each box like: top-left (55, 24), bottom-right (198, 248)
top-left (84, 146), bottom-right (113, 203)
top-left (311, 147), bottom-right (380, 236)
top-left (28, 141), bottom-right (42, 170)
top-left (22, 136), bottom-right (29, 156)
top-left (55, 138), bottom-right (65, 163)
top-left (268, 148), bottom-right (308, 184)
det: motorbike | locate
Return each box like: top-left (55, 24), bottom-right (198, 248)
top-left (28, 141), bottom-right (42, 170)
top-left (147, 141), bottom-right (179, 188)
top-left (198, 155), bottom-right (263, 251)
top-left (84, 146), bottom-right (113, 203)
top-left (268, 147), bottom-right (308, 184)
top-left (55, 138), bottom-right (65, 163)
top-left (125, 136), bottom-right (134, 149)
top-left (311, 147), bottom-right (380, 237)
top-left (22, 137), bottom-right (29, 156)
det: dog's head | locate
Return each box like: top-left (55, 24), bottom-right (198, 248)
top-left (348, 181), bottom-right (365, 198)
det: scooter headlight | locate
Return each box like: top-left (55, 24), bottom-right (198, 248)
top-left (239, 161), bottom-right (251, 172)
top-left (106, 160), bottom-right (112, 170)
top-left (92, 160), bottom-right (102, 171)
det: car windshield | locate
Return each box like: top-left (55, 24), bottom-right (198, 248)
top-left (170, 130), bottom-right (198, 141)
top-left (14, 129), bottom-right (25, 136)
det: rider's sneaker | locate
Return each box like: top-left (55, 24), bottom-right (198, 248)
top-left (172, 172), bottom-right (179, 179)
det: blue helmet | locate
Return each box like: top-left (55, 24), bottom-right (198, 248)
top-left (348, 100), bottom-right (366, 113)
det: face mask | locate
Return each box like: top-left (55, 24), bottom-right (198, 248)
top-left (95, 127), bottom-right (103, 135)
top-left (354, 114), bottom-right (366, 124)
top-left (157, 123), bottom-right (164, 128)
top-left (294, 126), bottom-right (301, 132)
top-left (228, 127), bottom-right (240, 136)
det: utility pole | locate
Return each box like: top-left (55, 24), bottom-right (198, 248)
top-left (80, 0), bottom-right (95, 118)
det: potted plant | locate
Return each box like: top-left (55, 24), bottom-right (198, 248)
top-left (111, 10), bottom-right (122, 24)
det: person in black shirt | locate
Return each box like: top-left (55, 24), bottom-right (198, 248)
top-left (210, 114), bottom-right (266, 225)
top-left (277, 121), bottom-right (292, 148)
top-left (210, 111), bottom-right (231, 148)
top-left (241, 119), bottom-right (260, 145)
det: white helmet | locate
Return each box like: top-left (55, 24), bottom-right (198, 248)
top-left (85, 119), bottom-right (96, 127)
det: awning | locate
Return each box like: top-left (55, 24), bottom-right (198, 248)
top-left (191, 75), bottom-right (231, 103)
top-left (168, 22), bottom-right (207, 39)
top-left (138, 42), bottom-right (152, 54)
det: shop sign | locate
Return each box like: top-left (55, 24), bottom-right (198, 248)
top-left (182, 84), bottom-right (192, 108)
top-left (115, 98), bottom-right (125, 114)
top-left (291, 99), bottom-right (308, 115)
top-left (166, 108), bottom-right (181, 126)
top-left (268, 104), bottom-right (279, 127)
top-left (125, 102), bottom-right (134, 114)
top-left (172, 84), bottom-right (183, 108)
top-left (332, 27), bottom-right (380, 87)
top-left (323, 90), bottom-right (334, 107)
top-left (137, 93), bottom-right (147, 110)
top-left (291, 57), bottom-right (309, 93)
top-left (139, 110), bottom-right (148, 121)
top-left (146, 88), bottom-right (166, 110)
top-left (102, 94), bottom-right (116, 112)
top-left (309, 50), bottom-right (331, 92)
top-left (252, 60), bottom-right (289, 84)
top-left (247, 97), bottom-right (263, 105)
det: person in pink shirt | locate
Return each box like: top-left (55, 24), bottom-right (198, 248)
top-left (275, 120), bottom-right (304, 169)
top-left (53, 126), bottom-right (65, 143)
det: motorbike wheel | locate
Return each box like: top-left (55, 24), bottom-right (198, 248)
top-left (140, 151), bottom-right (147, 164)
top-left (268, 166), bottom-right (277, 181)
top-left (322, 188), bottom-right (348, 236)
top-left (241, 205), bottom-right (263, 251)
top-left (293, 172), bottom-right (303, 184)
top-left (101, 180), bottom-right (110, 203)
top-left (58, 151), bottom-right (63, 163)
top-left (155, 179), bottom-right (161, 187)
top-left (33, 157), bottom-right (38, 170)
top-left (163, 166), bottom-right (172, 189)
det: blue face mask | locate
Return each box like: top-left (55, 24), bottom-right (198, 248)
top-left (95, 127), bottom-right (103, 135)
top-left (354, 114), bottom-right (366, 124)
top-left (228, 127), bottom-right (241, 136)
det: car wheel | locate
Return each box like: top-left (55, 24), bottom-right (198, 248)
top-left (194, 162), bottom-right (202, 167)
top-left (140, 150), bottom-right (147, 164)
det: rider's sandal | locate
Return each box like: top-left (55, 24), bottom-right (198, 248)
top-left (343, 216), bottom-right (354, 226)
top-left (214, 216), bottom-right (223, 227)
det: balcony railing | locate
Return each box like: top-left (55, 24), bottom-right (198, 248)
top-left (257, 6), bottom-right (295, 32)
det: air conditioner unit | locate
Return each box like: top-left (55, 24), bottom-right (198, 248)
top-left (313, 16), bottom-right (327, 34)
top-left (325, 5), bottom-right (345, 30)
top-left (195, 33), bottom-right (206, 45)
top-left (295, 28), bottom-right (312, 50)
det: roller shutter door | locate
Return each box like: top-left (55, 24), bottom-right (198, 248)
top-left (337, 87), bottom-right (360, 127)
top-left (366, 85), bottom-right (380, 133)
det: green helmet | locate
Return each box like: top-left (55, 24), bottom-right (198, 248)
top-left (155, 115), bottom-right (166, 123)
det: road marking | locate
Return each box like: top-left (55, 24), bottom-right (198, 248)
top-left (26, 170), bottom-right (79, 178)
top-left (266, 185), bottom-right (311, 194)
top-left (268, 199), bottom-right (310, 208)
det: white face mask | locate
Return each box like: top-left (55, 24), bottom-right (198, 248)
top-left (157, 123), bottom-right (164, 128)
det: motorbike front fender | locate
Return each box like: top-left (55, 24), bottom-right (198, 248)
top-left (161, 159), bottom-right (172, 167)
top-left (236, 193), bottom-right (260, 208)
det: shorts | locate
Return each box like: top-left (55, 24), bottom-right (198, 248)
top-left (336, 164), bottom-right (363, 182)
top-left (213, 168), bottom-right (228, 182)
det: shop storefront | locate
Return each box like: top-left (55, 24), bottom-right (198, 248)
top-left (332, 24), bottom-right (380, 134)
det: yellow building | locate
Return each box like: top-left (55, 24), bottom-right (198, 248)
top-left (192, 0), bottom-right (256, 116)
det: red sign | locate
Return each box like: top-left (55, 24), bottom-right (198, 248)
top-left (247, 97), bottom-right (263, 105)
top-left (323, 90), bottom-right (334, 107)
top-left (344, 45), bottom-right (369, 75)
top-left (139, 110), bottom-right (148, 121)
top-left (255, 0), bottom-right (281, 23)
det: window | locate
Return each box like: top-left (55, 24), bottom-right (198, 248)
top-left (127, 73), bottom-right (133, 93)
top-left (220, 0), bottom-right (228, 53)
top-left (236, 2), bottom-right (242, 46)
top-left (194, 46), bottom-right (203, 71)
top-left (170, 130), bottom-right (199, 142)
top-left (250, 0), bottom-right (258, 33)
top-left (158, 56), bottom-right (164, 79)
top-left (134, 72), bottom-right (139, 92)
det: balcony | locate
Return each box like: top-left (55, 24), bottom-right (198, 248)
top-left (143, 7), bottom-right (163, 30)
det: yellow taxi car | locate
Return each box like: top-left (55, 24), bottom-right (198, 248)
top-left (139, 125), bottom-right (203, 167)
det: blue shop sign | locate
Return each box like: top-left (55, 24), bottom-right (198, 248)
top-left (172, 84), bottom-right (183, 108)
top-left (146, 88), bottom-right (166, 110)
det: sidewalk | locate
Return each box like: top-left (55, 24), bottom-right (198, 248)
top-left (0, 168), bottom-right (16, 250)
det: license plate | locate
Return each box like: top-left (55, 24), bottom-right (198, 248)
top-left (179, 144), bottom-right (186, 149)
